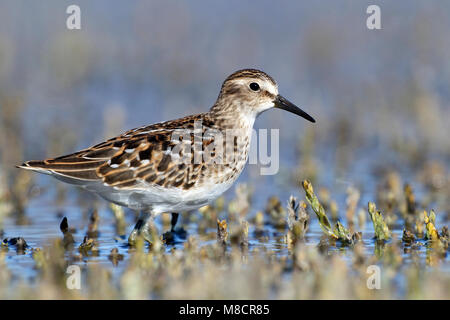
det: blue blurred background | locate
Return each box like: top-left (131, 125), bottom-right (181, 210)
top-left (0, 0), bottom-right (449, 212)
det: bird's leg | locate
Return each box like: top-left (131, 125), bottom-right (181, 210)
top-left (128, 211), bottom-right (154, 245)
top-left (170, 213), bottom-right (179, 232)
top-left (162, 213), bottom-right (184, 243)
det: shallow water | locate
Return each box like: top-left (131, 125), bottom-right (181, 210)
top-left (3, 126), bottom-right (450, 288)
top-left (2, 109), bottom-right (450, 294)
top-left (2, 168), bottom-right (448, 290)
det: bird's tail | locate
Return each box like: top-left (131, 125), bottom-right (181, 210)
top-left (16, 159), bottom-right (105, 186)
top-left (16, 160), bottom-right (53, 175)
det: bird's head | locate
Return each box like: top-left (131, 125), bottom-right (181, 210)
top-left (212, 69), bottom-right (315, 123)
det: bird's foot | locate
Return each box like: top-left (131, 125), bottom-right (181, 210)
top-left (128, 226), bottom-right (153, 246)
top-left (162, 227), bottom-right (188, 244)
top-left (128, 212), bottom-right (155, 246)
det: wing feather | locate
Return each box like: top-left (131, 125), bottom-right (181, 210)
top-left (19, 113), bottom-right (217, 190)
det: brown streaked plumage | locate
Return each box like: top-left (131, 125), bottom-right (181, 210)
top-left (18, 69), bottom-right (315, 244)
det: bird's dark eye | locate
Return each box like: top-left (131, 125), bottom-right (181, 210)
top-left (249, 82), bottom-right (260, 91)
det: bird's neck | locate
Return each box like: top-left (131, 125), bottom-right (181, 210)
top-left (209, 101), bottom-right (257, 132)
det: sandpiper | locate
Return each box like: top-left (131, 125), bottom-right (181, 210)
top-left (18, 69), bottom-right (315, 244)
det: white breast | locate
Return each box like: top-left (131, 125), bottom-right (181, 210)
top-left (88, 177), bottom-right (234, 214)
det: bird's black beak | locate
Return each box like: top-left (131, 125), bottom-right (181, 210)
top-left (274, 95), bottom-right (315, 123)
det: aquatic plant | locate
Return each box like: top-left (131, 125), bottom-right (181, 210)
top-left (197, 196), bottom-right (225, 232)
top-left (345, 186), bottom-right (360, 225)
top-left (87, 209), bottom-right (100, 238)
top-left (422, 210), bottom-right (448, 251)
top-left (286, 196), bottom-right (309, 242)
top-left (334, 221), bottom-right (353, 243)
top-left (367, 202), bottom-right (390, 241)
top-left (318, 187), bottom-right (339, 221)
top-left (402, 229), bottom-right (416, 244)
top-left (302, 180), bottom-right (336, 238)
top-left (217, 219), bottom-right (228, 245)
top-left (230, 220), bottom-right (249, 247)
top-left (0, 171), bottom-right (12, 231)
top-left (108, 248), bottom-right (124, 267)
top-left (79, 236), bottom-right (99, 257)
top-left (265, 196), bottom-right (286, 228)
top-left (404, 184), bottom-right (416, 214)
top-left (59, 217), bottom-right (75, 249)
top-left (423, 210), bottom-right (439, 240)
top-left (228, 184), bottom-right (251, 222)
top-left (302, 180), bottom-right (359, 244)
top-left (109, 203), bottom-right (127, 236)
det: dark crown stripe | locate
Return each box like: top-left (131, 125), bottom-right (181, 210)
top-left (224, 69), bottom-right (276, 86)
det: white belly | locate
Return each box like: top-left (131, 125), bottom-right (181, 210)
top-left (90, 178), bottom-right (235, 213)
